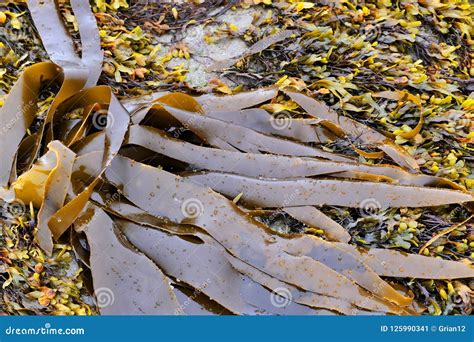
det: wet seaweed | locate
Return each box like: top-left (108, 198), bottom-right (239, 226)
top-left (0, 0), bottom-right (473, 316)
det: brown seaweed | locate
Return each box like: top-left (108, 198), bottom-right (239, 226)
top-left (126, 125), bottom-right (460, 188)
top-left (283, 207), bottom-right (351, 242)
top-left (205, 109), bottom-right (333, 143)
top-left (196, 88), bottom-right (278, 112)
top-left (121, 220), bottom-right (334, 315)
top-left (0, 63), bottom-right (61, 189)
top-left (334, 242), bottom-right (474, 279)
top-left (0, 0), bottom-right (472, 316)
top-left (75, 205), bottom-right (183, 315)
top-left (28, 0), bottom-right (102, 87)
top-left (103, 155), bottom-right (434, 308)
top-left (184, 172), bottom-right (473, 208)
top-left (14, 141), bottom-right (76, 253)
top-left (152, 102), bottom-right (354, 162)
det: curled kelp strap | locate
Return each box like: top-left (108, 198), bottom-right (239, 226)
top-left (286, 91), bottom-right (420, 171)
top-left (0, 62), bottom-right (59, 189)
top-left (54, 86), bottom-right (129, 170)
top-left (28, 0), bottom-right (82, 67)
top-left (36, 142), bottom-right (75, 254)
top-left (63, 105), bottom-right (97, 147)
top-left (46, 87), bottom-right (129, 239)
top-left (24, 1), bottom-right (90, 162)
top-left (0, 62), bottom-right (84, 191)
top-left (72, 132), bottom-right (106, 156)
top-left (351, 145), bottom-right (385, 159)
top-left (27, 0), bottom-right (102, 87)
top-left (184, 173), bottom-right (473, 208)
top-left (13, 141), bottom-right (75, 254)
top-left (2, 62), bottom-right (88, 178)
top-left (28, 64), bottom-right (88, 173)
top-left (70, 0), bottom-right (103, 87)
top-left (128, 93), bottom-right (203, 126)
top-left (155, 92), bottom-right (205, 113)
top-left (22, 65), bottom-right (88, 173)
top-left (126, 125), bottom-right (460, 189)
top-left (333, 242), bottom-right (474, 280)
top-left (56, 118), bottom-right (83, 144)
top-left (12, 149), bottom-right (54, 208)
top-left (48, 179), bottom-right (99, 240)
top-left (283, 207), bottom-right (350, 242)
top-left (75, 205), bottom-right (183, 315)
top-left (104, 156), bottom-right (413, 307)
top-left (21, 0), bottom-right (98, 169)
top-left (11, 85), bottom-right (129, 242)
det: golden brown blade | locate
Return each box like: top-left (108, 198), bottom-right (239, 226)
top-left (283, 206), bottom-right (351, 242)
top-left (0, 63), bottom-right (60, 189)
top-left (334, 242), bottom-right (474, 279)
top-left (184, 172), bottom-right (473, 208)
top-left (104, 155), bottom-right (413, 307)
top-left (126, 125), bottom-right (460, 188)
top-left (75, 205), bottom-right (183, 315)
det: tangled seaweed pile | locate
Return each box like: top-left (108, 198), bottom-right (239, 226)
top-left (0, 0), bottom-right (473, 315)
